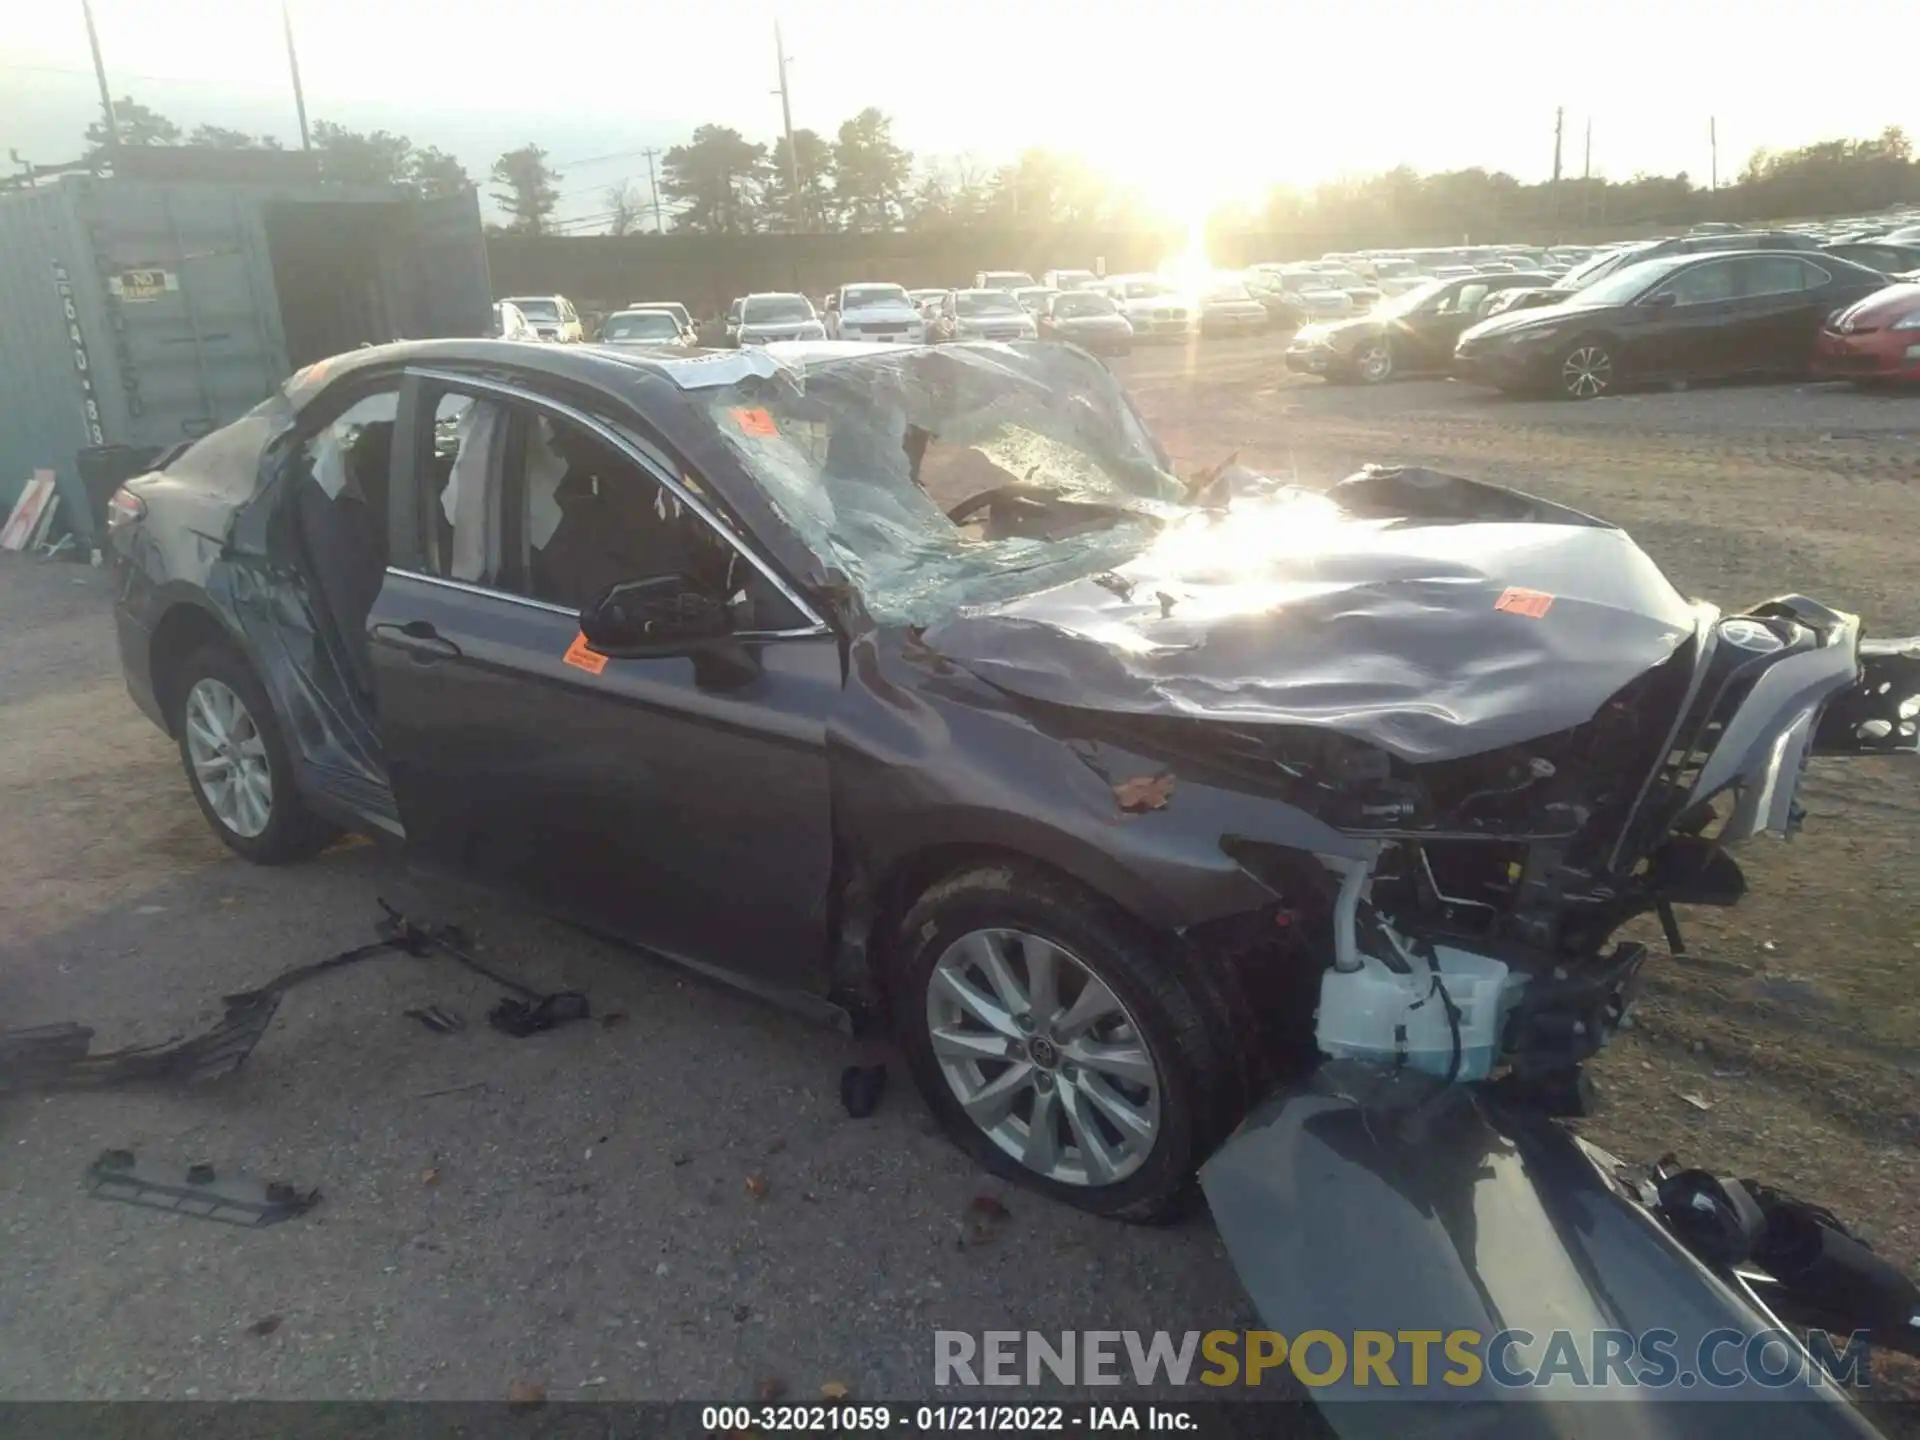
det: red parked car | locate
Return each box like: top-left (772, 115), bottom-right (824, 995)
top-left (1813, 281), bottom-right (1920, 384)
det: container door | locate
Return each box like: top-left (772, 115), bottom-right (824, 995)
top-left (82, 182), bottom-right (291, 452)
top-left (405, 190), bottom-right (492, 340)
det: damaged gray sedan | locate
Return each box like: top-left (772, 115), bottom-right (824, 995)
top-left (108, 336), bottom-right (1919, 1428)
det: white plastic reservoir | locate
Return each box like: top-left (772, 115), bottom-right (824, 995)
top-left (1316, 944), bottom-right (1525, 1082)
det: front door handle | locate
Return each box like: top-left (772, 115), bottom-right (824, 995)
top-left (371, 620), bottom-right (462, 663)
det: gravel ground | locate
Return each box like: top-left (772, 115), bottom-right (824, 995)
top-left (0, 337), bottom-right (1914, 1416)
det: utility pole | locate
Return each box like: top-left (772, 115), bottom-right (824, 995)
top-left (281, 0), bottom-right (312, 150)
top-left (772, 21), bottom-right (802, 232)
top-left (642, 147), bottom-right (663, 233)
top-left (1709, 116), bottom-right (1719, 191)
top-left (78, 0), bottom-right (119, 157)
top-left (1549, 105), bottom-right (1564, 239)
top-left (1582, 117), bottom-right (1593, 226)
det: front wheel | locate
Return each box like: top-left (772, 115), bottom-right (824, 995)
top-left (1557, 337), bottom-right (1615, 399)
top-left (173, 643), bottom-right (336, 864)
top-left (892, 864), bottom-right (1233, 1222)
top-left (1352, 339), bottom-right (1394, 384)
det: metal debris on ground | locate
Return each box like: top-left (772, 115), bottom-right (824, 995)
top-left (403, 1005), bottom-right (464, 1034)
top-left (83, 1149), bottom-right (320, 1227)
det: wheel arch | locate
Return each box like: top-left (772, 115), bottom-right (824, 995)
top-left (147, 598), bottom-right (247, 734)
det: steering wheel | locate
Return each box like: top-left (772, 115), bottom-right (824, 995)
top-left (945, 485), bottom-right (1047, 526)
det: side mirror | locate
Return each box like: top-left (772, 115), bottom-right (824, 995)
top-left (1641, 290), bottom-right (1678, 310)
top-left (580, 574), bottom-right (732, 655)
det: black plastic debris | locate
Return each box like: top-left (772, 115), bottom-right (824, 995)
top-left (488, 992), bottom-right (591, 1038)
top-left (1, 993), bottom-right (283, 1094)
top-left (840, 1063), bottom-right (887, 1119)
top-left (1, 899), bottom-right (590, 1095)
top-left (84, 1149), bottom-right (320, 1227)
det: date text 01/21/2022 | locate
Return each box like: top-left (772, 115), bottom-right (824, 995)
top-left (700, 1404), bottom-right (1196, 1431)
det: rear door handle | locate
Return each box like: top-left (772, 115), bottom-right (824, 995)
top-left (371, 620), bottom-right (462, 663)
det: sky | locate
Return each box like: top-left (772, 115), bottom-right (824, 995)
top-left (2, 0), bottom-right (1911, 230)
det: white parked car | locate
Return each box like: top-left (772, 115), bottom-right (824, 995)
top-left (1099, 275), bottom-right (1197, 340)
top-left (499, 294), bottom-right (584, 343)
top-left (492, 301), bottom-right (537, 342)
top-left (932, 288), bottom-right (1038, 342)
top-left (825, 283), bottom-right (928, 343)
top-left (596, 309), bottom-right (695, 350)
top-left (1256, 266), bottom-right (1357, 320)
top-left (1197, 279), bottom-right (1270, 335)
top-left (622, 300), bottom-right (696, 340)
top-left (725, 293), bottom-right (828, 346)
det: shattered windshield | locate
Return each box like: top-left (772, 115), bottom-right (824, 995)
top-left (702, 346), bottom-right (1186, 624)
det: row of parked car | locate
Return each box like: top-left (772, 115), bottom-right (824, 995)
top-left (1283, 224), bottom-right (1920, 397)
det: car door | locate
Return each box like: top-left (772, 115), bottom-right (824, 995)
top-left (1409, 281), bottom-right (1491, 367)
top-left (365, 366), bottom-right (842, 990)
top-left (1726, 255), bottom-right (1837, 372)
top-left (1629, 258), bottom-right (1743, 379)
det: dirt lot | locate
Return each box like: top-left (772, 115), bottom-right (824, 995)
top-left (0, 334), bottom-right (1915, 1412)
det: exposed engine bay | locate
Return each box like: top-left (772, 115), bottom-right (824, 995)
top-left (1063, 588), bottom-right (1920, 1116)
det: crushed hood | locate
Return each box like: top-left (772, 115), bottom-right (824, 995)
top-left (920, 468), bottom-right (1706, 762)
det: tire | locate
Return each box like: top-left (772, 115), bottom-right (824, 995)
top-left (891, 862), bottom-right (1234, 1223)
top-left (1353, 339), bottom-right (1394, 384)
top-left (172, 642), bottom-right (337, 864)
top-left (1556, 336), bottom-right (1615, 400)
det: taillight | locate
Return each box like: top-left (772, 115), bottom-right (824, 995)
top-left (106, 486), bottom-right (147, 529)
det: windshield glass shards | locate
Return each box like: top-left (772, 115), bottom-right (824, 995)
top-left (703, 346), bottom-right (1184, 624)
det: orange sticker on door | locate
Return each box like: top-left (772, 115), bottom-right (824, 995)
top-left (563, 632), bottom-right (609, 674)
top-left (730, 406), bottom-right (779, 437)
top-left (1495, 587), bottom-right (1555, 618)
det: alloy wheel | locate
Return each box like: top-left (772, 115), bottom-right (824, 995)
top-left (1562, 344), bottom-right (1613, 399)
top-left (1356, 342), bottom-right (1393, 383)
top-left (926, 928), bottom-right (1163, 1187)
top-left (184, 677), bottom-right (273, 838)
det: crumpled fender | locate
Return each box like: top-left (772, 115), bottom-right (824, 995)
top-left (1199, 1062), bottom-right (1880, 1439)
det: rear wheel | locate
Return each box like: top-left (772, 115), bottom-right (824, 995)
top-left (173, 643), bottom-right (336, 864)
top-left (892, 863), bottom-right (1234, 1222)
top-left (1557, 337), bottom-right (1615, 399)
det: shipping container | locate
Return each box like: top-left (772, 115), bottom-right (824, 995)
top-left (0, 159), bottom-right (491, 538)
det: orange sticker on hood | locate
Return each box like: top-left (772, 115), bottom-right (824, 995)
top-left (564, 632), bottom-right (608, 674)
top-left (1495, 587), bottom-right (1555, 618)
top-left (731, 407), bottom-right (778, 437)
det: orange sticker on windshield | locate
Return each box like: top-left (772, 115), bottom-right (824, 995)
top-left (1495, 587), bottom-right (1555, 619)
top-left (563, 632), bottom-right (608, 674)
top-left (731, 407), bottom-right (778, 437)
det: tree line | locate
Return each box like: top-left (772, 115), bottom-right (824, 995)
top-left (68, 100), bottom-right (1918, 243)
